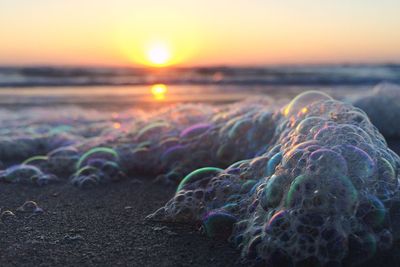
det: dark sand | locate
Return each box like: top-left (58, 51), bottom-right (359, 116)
top-left (0, 141), bottom-right (399, 267)
top-left (0, 180), bottom-right (244, 267)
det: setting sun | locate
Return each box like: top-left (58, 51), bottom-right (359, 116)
top-left (147, 43), bottom-right (171, 66)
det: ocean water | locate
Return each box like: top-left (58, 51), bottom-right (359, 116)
top-left (1, 65), bottom-right (400, 266)
top-left (0, 64), bottom-right (399, 108)
top-left (1, 64), bottom-right (400, 88)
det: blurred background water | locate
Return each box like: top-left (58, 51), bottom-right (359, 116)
top-left (1, 64), bottom-right (399, 108)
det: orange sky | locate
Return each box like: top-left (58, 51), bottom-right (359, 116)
top-left (0, 0), bottom-right (400, 67)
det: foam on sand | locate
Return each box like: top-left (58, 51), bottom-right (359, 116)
top-left (0, 87), bottom-right (399, 266)
top-left (149, 91), bottom-right (400, 266)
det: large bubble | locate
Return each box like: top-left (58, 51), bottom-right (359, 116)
top-left (283, 91), bottom-right (333, 117)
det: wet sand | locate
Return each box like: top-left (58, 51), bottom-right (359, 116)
top-left (0, 179), bottom-right (244, 267)
top-left (0, 141), bottom-right (399, 267)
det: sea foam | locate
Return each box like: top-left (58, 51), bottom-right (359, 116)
top-left (0, 87), bottom-right (399, 266)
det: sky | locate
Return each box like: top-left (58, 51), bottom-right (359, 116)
top-left (0, 0), bottom-right (400, 67)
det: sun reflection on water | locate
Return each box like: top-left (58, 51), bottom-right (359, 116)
top-left (151, 84), bottom-right (167, 100)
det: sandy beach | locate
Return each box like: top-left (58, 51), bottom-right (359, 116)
top-left (0, 179), bottom-right (244, 267)
top-left (0, 138), bottom-right (397, 267)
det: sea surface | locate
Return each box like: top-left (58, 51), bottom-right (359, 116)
top-left (0, 64), bottom-right (399, 108)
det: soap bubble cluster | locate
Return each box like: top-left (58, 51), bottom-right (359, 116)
top-left (0, 88), bottom-right (399, 266)
top-left (149, 91), bottom-right (400, 266)
top-left (0, 164), bottom-right (58, 185)
top-left (71, 147), bottom-right (126, 188)
top-left (0, 99), bottom-right (277, 188)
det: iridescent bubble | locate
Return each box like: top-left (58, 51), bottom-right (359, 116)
top-left (177, 167), bottom-right (223, 192)
top-left (161, 145), bottom-right (187, 165)
top-left (180, 123), bottom-right (212, 139)
top-left (48, 146), bottom-right (79, 160)
top-left (86, 158), bottom-right (107, 169)
top-left (285, 174), bottom-right (357, 213)
top-left (261, 175), bottom-right (289, 209)
top-left (1, 210), bottom-right (16, 223)
top-left (356, 194), bottom-right (386, 228)
top-left (159, 137), bottom-right (179, 148)
top-left (246, 234), bottom-right (262, 260)
top-left (101, 161), bottom-right (125, 181)
top-left (136, 141), bottom-right (152, 149)
top-left (266, 152), bottom-right (282, 177)
top-left (202, 211), bottom-right (237, 239)
top-left (283, 91), bottom-right (333, 117)
top-left (375, 157), bottom-right (398, 200)
top-left (76, 147), bottom-right (119, 170)
top-left (16, 200), bottom-right (44, 214)
top-left (32, 173), bottom-right (59, 186)
top-left (228, 118), bottom-right (252, 140)
top-left (265, 209), bottom-right (290, 234)
top-left (75, 165), bottom-right (100, 177)
top-left (0, 164), bottom-right (43, 184)
top-left (295, 116), bottom-right (327, 135)
top-left (135, 121), bottom-right (170, 141)
top-left (282, 140), bottom-right (320, 169)
top-left (314, 125), bottom-right (368, 147)
top-left (22, 155), bottom-right (48, 166)
top-left (227, 159), bottom-right (250, 170)
top-left (221, 202), bottom-right (240, 213)
top-left (77, 175), bottom-right (99, 189)
top-left (334, 144), bottom-right (376, 187)
top-left (306, 149), bottom-right (348, 177)
top-left (240, 179), bottom-right (258, 194)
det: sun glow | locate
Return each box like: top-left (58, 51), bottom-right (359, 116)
top-left (117, 22), bottom-right (200, 67)
top-left (147, 43), bottom-right (171, 66)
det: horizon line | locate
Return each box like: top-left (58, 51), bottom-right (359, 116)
top-left (1, 61), bottom-right (400, 69)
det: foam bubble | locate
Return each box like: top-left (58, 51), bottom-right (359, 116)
top-left (283, 91), bottom-right (333, 117)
